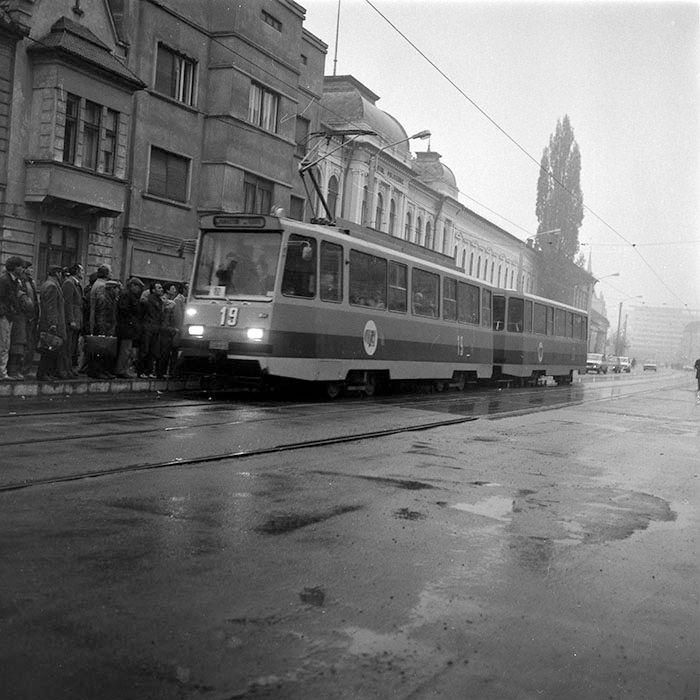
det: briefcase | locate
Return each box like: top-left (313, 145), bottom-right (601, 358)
top-left (84, 334), bottom-right (118, 357)
top-left (37, 331), bottom-right (63, 355)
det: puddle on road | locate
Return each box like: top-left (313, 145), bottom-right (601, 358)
top-left (451, 496), bottom-right (513, 522)
top-left (255, 504), bottom-right (362, 534)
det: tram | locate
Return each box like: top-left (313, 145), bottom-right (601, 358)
top-left (177, 213), bottom-right (587, 396)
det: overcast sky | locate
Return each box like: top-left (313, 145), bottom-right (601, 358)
top-left (300, 0), bottom-right (699, 315)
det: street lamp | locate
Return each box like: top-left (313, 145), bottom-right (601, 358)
top-left (615, 294), bottom-right (643, 355)
top-left (595, 272), bottom-right (620, 284)
top-left (367, 130), bottom-right (431, 228)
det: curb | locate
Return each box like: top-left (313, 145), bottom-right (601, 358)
top-left (0, 376), bottom-right (205, 399)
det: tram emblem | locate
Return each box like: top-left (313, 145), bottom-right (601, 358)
top-left (363, 320), bottom-right (378, 356)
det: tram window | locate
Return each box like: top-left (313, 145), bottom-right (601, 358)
top-left (493, 295), bottom-right (505, 331)
top-left (457, 281), bottom-right (479, 324)
top-left (412, 268), bottom-right (439, 317)
top-left (281, 234), bottom-right (316, 298)
top-left (507, 297), bottom-right (524, 332)
top-left (573, 313), bottom-right (582, 340)
top-left (349, 249), bottom-right (387, 308)
top-left (524, 300), bottom-right (533, 333)
top-left (534, 302), bottom-right (547, 334)
top-left (481, 288), bottom-right (492, 328)
top-left (554, 308), bottom-right (566, 337)
top-left (388, 261), bottom-right (407, 312)
top-left (320, 241), bottom-right (342, 302)
top-left (443, 278), bottom-right (457, 321)
top-left (546, 306), bottom-right (554, 335)
top-left (194, 230), bottom-right (281, 298)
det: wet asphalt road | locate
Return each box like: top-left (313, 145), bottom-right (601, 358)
top-left (0, 371), bottom-right (697, 699)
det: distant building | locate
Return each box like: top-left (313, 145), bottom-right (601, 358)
top-left (625, 304), bottom-right (700, 365)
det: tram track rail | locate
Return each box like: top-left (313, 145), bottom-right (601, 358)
top-left (0, 377), bottom-right (685, 495)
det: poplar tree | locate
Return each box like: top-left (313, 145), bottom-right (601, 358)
top-left (535, 115), bottom-right (584, 301)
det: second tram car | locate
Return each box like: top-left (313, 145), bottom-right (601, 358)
top-left (177, 214), bottom-right (587, 396)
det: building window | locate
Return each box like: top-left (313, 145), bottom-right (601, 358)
top-left (405, 212), bottom-right (412, 241)
top-left (295, 116), bottom-right (309, 158)
top-left (148, 147), bottom-right (189, 202)
top-left (327, 175), bottom-right (339, 218)
top-left (244, 173), bottom-right (273, 214)
top-left (290, 195), bottom-right (305, 221)
top-left (300, 54), bottom-right (308, 65)
top-left (361, 186), bottom-right (368, 226)
top-left (155, 43), bottom-right (196, 106)
top-left (103, 109), bottom-right (118, 175)
top-left (82, 100), bottom-right (101, 171)
top-left (490, 261), bottom-right (495, 284)
top-left (62, 94), bottom-right (120, 174)
top-left (425, 220), bottom-right (432, 248)
top-left (389, 199), bottom-right (396, 235)
top-left (38, 223), bottom-right (80, 282)
top-left (261, 10), bottom-right (282, 31)
top-left (416, 216), bottom-right (422, 245)
top-left (375, 192), bottom-right (383, 230)
top-left (63, 93), bottom-right (80, 164)
top-left (249, 83), bottom-right (279, 133)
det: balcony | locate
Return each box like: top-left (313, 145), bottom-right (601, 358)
top-left (24, 160), bottom-right (127, 217)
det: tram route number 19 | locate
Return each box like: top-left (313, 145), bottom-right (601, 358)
top-left (219, 306), bottom-right (239, 326)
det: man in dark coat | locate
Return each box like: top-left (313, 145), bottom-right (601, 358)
top-left (87, 279), bottom-right (120, 379)
top-left (139, 281), bottom-right (165, 378)
top-left (20, 260), bottom-right (39, 376)
top-left (37, 265), bottom-right (68, 381)
top-left (115, 277), bottom-right (144, 378)
top-left (62, 263), bottom-right (84, 378)
top-left (0, 256), bottom-right (25, 380)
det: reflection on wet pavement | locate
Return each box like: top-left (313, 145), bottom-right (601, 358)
top-left (451, 496), bottom-right (513, 522)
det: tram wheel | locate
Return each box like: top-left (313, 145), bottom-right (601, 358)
top-left (363, 375), bottom-right (377, 397)
top-left (324, 382), bottom-right (343, 400)
top-left (453, 374), bottom-right (466, 391)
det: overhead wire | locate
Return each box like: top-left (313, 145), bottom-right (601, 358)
top-left (362, 0), bottom-right (689, 307)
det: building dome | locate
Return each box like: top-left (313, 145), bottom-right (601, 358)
top-left (413, 151), bottom-right (458, 198)
top-left (320, 76), bottom-right (410, 155)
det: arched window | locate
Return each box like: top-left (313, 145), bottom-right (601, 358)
top-left (476, 256), bottom-right (481, 278)
top-left (453, 245), bottom-right (458, 261)
top-left (425, 220), bottom-right (432, 248)
top-left (361, 185), bottom-right (368, 226)
top-left (490, 261), bottom-right (495, 283)
top-left (389, 198), bottom-right (396, 235)
top-left (416, 217), bottom-right (423, 245)
top-left (510, 270), bottom-right (515, 288)
top-left (498, 264), bottom-right (502, 287)
top-left (461, 250), bottom-right (466, 270)
top-left (405, 212), bottom-right (412, 240)
top-left (469, 252), bottom-right (474, 275)
top-left (443, 225), bottom-right (449, 254)
top-left (375, 192), bottom-right (383, 230)
top-left (327, 175), bottom-right (339, 218)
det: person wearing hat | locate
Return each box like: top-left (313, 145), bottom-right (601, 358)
top-left (37, 265), bottom-right (68, 381)
top-left (114, 276), bottom-right (144, 378)
top-left (20, 260), bottom-right (39, 376)
top-left (87, 278), bottom-right (120, 379)
top-left (62, 263), bottom-right (84, 378)
top-left (0, 256), bottom-right (25, 380)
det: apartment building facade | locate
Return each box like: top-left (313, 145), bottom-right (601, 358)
top-left (0, 0), bottom-right (326, 284)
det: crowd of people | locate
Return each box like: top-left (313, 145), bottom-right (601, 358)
top-left (0, 256), bottom-right (187, 382)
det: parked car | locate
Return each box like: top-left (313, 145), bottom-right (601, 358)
top-left (586, 353), bottom-right (608, 374)
top-left (610, 356), bottom-right (631, 373)
top-left (643, 361), bottom-right (658, 371)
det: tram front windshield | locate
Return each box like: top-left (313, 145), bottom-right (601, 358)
top-left (192, 231), bottom-right (281, 299)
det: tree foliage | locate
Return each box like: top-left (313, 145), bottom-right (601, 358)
top-left (534, 115), bottom-right (584, 302)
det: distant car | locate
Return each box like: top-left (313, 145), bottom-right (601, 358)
top-left (586, 353), bottom-right (607, 374)
top-left (608, 356), bottom-right (630, 373)
top-left (643, 361), bottom-right (657, 371)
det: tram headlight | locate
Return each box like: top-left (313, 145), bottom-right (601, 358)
top-left (246, 328), bottom-right (264, 341)
top-left (188, 325), bottom-right (204, 336)
top-left (185, 307), bottom-right (197, 317)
